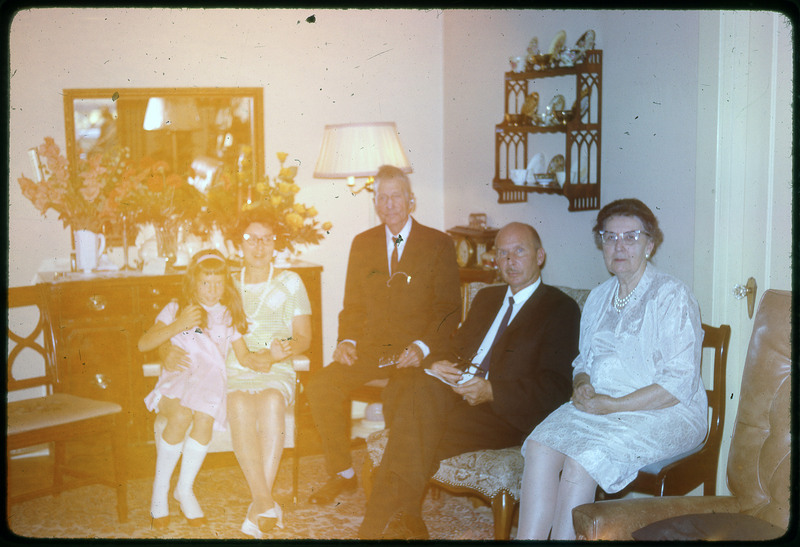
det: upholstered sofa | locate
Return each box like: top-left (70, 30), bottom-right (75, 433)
top-left (364, 284), bottom-right (590, 540)
top-left (572, 289), bottom-right (791, 541)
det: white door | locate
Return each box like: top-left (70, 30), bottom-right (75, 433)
top-left (694, 11), bottom-right (793, 496)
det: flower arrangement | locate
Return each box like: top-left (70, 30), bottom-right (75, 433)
top-left (204, 152), bottom-right (332, 253)
top-left (114, 158), bottom-right (205, 230)
top-left (17, 137), bottom-right (133, 232)
top-left (19, 138), bottom-right (330, 260)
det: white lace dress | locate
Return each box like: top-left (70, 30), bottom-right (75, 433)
top-left (523, 265), bottom-right (707, 493)
top-left (225, 268), bottom-right (311, 406)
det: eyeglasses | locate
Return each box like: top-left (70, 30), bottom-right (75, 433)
top-left (597, 230), bottom-right (650, 245)
top-left (495, 247), bottom-right (529, 260)
top-left (242, 233), bottom-right (277, 246)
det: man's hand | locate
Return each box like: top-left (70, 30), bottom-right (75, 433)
top-left (395, 344), bottom-right (423, 368)
top-left (429, 360), bottom-right (463, 385)
top-left (333, 341), bottom-right (358, 366)
top-left (160, 342), bottom-right (190, 372)
top-left (453, 376), bottom-right (493, 405)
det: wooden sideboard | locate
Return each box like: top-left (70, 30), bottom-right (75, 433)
top-left (34, 263), bottom-right (323, 457)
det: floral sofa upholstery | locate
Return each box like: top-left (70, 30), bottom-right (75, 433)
top-left (364, 283), bottom-right (590, 540)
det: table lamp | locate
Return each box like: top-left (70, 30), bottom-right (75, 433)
top-left (313, 122), bottom-right (412, 193)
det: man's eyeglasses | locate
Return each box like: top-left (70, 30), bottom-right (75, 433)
top-left (242, 233), bottom-right (277, 247)
top-left (495, 247), bottom-right (529, 260)
top-left (597, 230), bottom-right (650, 245)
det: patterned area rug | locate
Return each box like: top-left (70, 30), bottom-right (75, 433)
top-left (7, 447), bottom-right (497, 540)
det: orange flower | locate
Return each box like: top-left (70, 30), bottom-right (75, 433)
top-left (146, 175), bottom-right (164, 192)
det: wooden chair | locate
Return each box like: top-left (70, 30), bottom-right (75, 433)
top-left (7, 285), bottom-right (128, 522)
top-left (598, 322), bottom-right (731, 498)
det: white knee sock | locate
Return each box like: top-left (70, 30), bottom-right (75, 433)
top-left (174, 436), bottom-right (210, 519)
top-left (151, 434), bottom-right (183, 519)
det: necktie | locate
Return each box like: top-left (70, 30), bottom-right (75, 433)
top-left (391, 236), bottom-right (400, 274)
top-left (478, 296), bottom-right (515, 375)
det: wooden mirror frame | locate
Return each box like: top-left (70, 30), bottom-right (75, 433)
top-left (62, 87), bottom-right (264, 243)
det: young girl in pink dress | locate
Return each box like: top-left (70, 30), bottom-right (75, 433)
top-left (140, 249), bottom-right (264, 528)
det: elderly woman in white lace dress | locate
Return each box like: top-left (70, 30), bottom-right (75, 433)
top-left (516, 199), bottom-right (707, 540)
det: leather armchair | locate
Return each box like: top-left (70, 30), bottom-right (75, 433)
top-left (572, 289), bottom-right (791, 541)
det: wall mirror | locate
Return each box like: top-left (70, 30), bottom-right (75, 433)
top-left (63, 87), bottom-right (264, 196)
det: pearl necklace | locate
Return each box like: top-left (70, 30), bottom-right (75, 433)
top-left (240, 266), bottom-right (273, 321)
top-left (613, 283), bottom-right (638, 313)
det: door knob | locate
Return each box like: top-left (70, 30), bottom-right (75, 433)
top-left (733, 277), bottom-right (757, 319)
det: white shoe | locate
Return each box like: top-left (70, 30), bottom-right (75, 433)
top-left (241, 505), bottom-right (263, 539)
top-left (258, 501), bottom-right (284, 531)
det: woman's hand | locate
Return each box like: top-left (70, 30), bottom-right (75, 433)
top-left (571, 375), bottom-right (679, 414)
top-left (175, 304), bottom-right (202, 332)
top-left (571, 373), bottom-right (616, 414)
top-left (269, 338), bottom-right (292, 362)
top-left (572, 392), bottom-right (617, 414)
top-left (245, 349), bottom-right (274, 373)
top-left (160, 342), bottom-right (190, 372)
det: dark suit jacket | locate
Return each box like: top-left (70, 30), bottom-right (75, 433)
top-left (436, 282), bottom-right (581, 435)
top-left (338, 218), bottom-right (461, 363)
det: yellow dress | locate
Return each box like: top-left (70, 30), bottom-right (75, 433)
top-left (225, 268), bottom-right (311, 406)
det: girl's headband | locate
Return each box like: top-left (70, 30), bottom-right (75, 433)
top-left (195, 252), bottom-right (225, 266)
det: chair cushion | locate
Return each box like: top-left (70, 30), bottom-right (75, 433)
top-left (632, 513), bottom-right (786, 541)
top-left (638, 442), bottom-right (703, 474)
top-left (7, 394), bottom-right (122, 436)
top-left (366, 429), bottom-right (524, 500)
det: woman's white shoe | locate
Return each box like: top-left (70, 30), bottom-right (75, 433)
top-left (258, 501), bottom-right (284, 532)
top-left (240, 504), bottom-right (263, 538)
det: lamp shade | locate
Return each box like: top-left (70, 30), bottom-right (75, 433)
top-left (313, 122), bottom-right (412, 179)
top-left (143, 97), bottom-right (201, 131)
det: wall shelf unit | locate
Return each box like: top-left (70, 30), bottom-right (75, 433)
top-left (493, 50), bottom-right (602, 211)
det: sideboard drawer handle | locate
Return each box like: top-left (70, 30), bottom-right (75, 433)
top-left (150, 287), bottom-right (161, 296)
top-left (95, 373), bottom-right (109, 389)
top-left (88, 295), bottom-right (107, 311)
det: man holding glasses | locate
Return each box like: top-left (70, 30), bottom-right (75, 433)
top-left (306, 165), bottom-right (461, 506)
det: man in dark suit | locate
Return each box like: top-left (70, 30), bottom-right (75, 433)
top-left (358, 222), bottom-right (581, 539)
top-left (306, 165), bottom-right (461, 505)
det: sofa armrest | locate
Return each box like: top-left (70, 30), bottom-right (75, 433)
top-left (292, 355), bottom-right (310, 372)
top-left (572, 495), bottom-right (743, 540)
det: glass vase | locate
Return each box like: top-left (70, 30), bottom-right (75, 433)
top-left (154, 223), bottom-right (178, 268)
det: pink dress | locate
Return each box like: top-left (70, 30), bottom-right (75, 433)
top-left (144, 301), bottom-right (241, 431)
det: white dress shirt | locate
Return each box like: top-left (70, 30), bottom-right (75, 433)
top-left (471, 277), bottom-right (542, 378)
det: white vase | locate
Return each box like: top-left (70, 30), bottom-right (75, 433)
top-left (74, 230), bottom-right (106, 274)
